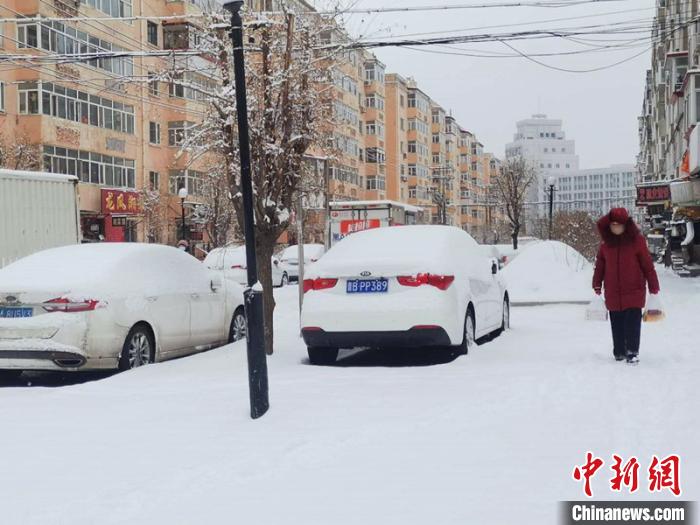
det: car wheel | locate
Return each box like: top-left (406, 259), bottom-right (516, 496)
top-left (281, 273), bottom-right (289, 287)
top-left (458, 309), bottom-right (476, 355)
top-left (307, 347), bottom-right (339, 365)
top-left (0, 370), bottom-right (22, 382)
top-left (501, 298), bottom-right (510, 331)
top-left (119, 325), bottom-right (154, 371)
top-left (229, 307), bottom-right (247, 343)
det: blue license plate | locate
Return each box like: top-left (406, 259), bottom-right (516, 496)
top-left (0, 307), bottom-right (33, 318)
top-left (346, 279), bottom-right (389, 294)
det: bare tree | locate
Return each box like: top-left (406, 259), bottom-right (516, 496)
top-left (0, 132), bottom-right (42, 171)
top-left (492, 157), bottom-right (536, 250)
top-left (161, 5), bottom-right (336, 354)
top-left (551, 210), bottom-right (600, 262)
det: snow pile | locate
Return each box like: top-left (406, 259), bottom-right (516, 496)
top-left (502, 240), bottom-right (593, 303)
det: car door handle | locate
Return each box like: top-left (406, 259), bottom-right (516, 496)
top-left (190, 293), bottom-right (200, 300)
top-left (146, 296), bottom-right (158, 303)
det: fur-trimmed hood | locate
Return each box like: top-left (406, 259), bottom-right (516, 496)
top-left (596, 212), bottom-right (641, 245)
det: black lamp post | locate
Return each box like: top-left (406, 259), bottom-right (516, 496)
top-left (223, 0), bottom-right (269, 420)
top-left (178, 186), bottom-right (188, 247)
top-left (547, 176), bottom-right (556, 241)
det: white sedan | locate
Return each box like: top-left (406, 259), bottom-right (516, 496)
top-left (0, 243), bottom-right (247, 378)
top-left (279, 244), bottom-right (326, 281)
top-left (300, 226), bottom-right (509, 364)
top-left (204, 245), bottom-right (288, 287)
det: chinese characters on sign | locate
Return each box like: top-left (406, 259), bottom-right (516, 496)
top-left (573, 453), bottom-right (681, 498)
top-left (636, 184), bottom-right (671, 205)
top-left (101, 189), bottom-right (140, 215)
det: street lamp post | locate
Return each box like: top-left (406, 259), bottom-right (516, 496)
top-left (223, 0), bottom-right (269, 419)
top-left (178, 186), bottom-right (188, 248)
top-left (547, 176), bottom-right (556, 241)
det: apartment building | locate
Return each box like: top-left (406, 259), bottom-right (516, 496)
top-left (0, 0), bottom-right (217, 249)
top-left (403, 79), bottom-right (434, 220)
top-left (385, 73), bottom-right (409, 203)
top-left (0, 0), bottom-right (503, 248)
top-left (638, 0), bottom-right (700, 275)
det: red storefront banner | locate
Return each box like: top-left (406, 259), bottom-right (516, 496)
top-left (101, 189), bottom-right (140, 215)
top-left (636, 185), bottom-right (671, 205)
top-left (340, 219), bottom-right (381, 235)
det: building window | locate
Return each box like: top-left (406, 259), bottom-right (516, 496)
top-left (149, 122), bottom-right (161, 145)
top-left (80, 0), bottom-right (133, 18)
top-left (399, 95), bottom-right (404, 107)
top-left (168, 121), bottom-right (194, 147)
top-left (169, 169), bottom-right (203, 196)
top-left (366, 176), bottom-right (386, 190)
top-left (366, 148), bottom-right (385, 164)
top-left (0, 81), bottom-right (4, 112)
top-left (17, 21), bottom-right (134, 77)
top-left (147, 21), bottom-right (159, 46)
top-left (364, 63), bottom-right (385, 84)
top-left (365, 94), bottom-right (385, 111)
top-left (149, 171), bottom-right (160, 191)
top-left (43, 145), bottom-right (135, 188)
top-left (20, 82), bottom-right (135, 133)
top-left (18, 82), bottom-right (39, 114)
top-left (148, 72), bottom-right (159, 96)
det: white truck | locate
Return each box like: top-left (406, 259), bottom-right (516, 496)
top-left (0, 169), bottom-right (81, 268)
top-left (328, 200), bottom-right (424, 248)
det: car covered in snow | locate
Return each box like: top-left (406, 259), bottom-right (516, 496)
top-left (204, 245), bottom-right (289, 287)
top-left (300, 225), bottom-right (509, 364)
top-left (278, 244), bottom-right (326, 282)
top-left (0, 243), bottom-right (247, 378)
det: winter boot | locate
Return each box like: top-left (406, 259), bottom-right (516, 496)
top-left (626, 354), bottom-right (639, 365)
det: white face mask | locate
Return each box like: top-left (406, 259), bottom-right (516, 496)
top-left (178, 245), bottom-right (187, 250)
top-left (610, 223), bottom-right (625, 236)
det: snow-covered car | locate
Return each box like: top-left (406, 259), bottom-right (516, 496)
top-left (300, 225), bottom-right (509, 364)
top-left (204, 245), bottom-right (288, 287)
top-left (278, 244), bottom-right (326, 281)
top-left (0, 243), bottom-right (247, 378)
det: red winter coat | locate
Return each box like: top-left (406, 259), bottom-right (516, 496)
top-left (592, 215), bottom-right (660, 311)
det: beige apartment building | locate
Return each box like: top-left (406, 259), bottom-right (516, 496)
top-left (0, 0), bottom-right (218, 250)
top-left (0, 0), bottom-right (502, 248)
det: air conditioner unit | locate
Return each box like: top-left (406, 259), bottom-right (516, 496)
top-left (400, 176), bottom-right (408, 183)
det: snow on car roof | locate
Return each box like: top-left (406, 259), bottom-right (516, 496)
top-left (0, 243), bottom-right (206, 296)
top-left (280, 244), bottom-right (325, 258)
top-left (312, 225), bottom-right (477, 277)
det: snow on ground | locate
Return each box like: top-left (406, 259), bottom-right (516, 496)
top-left (502, 240), bottom-right (593, 303)
top-left (0, 268), bottom-right (697, 524)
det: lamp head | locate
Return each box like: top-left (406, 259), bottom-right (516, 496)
top-left (178, 187), bottom-right (188, 200)
top-left (546, 176), bottom-right (557, 187)
top-left (222, 0), bottom-right (244, 13)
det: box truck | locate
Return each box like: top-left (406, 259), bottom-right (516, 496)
top-left (0, 169), bottom-right (80, 267)
top-left (327, 200), bottom-right (424, 248)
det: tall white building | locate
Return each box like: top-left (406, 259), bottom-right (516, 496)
top-left (505, 114), bottom-right (636, 220)
top-left (505, 114), bottom-right (580, 208)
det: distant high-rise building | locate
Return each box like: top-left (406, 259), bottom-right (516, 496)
top-left (505, 114), bottom-right (580, 209)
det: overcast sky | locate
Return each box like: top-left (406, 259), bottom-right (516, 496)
top-left (316, 0), bottom-right (657, 169)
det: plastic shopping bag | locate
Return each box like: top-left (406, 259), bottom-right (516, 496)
top-left (585, 295), bottom-right (608, 321)
top-left (643, 294), bottom-right (666, 323)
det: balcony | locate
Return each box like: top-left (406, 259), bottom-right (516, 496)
top-left (670, 178), bottom-right (700, 206)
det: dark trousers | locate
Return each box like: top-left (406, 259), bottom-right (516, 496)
top-left (609, 308), bottom-right (642, 358)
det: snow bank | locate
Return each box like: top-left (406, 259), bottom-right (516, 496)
top-left (502, 240), bottom-right (593, 303)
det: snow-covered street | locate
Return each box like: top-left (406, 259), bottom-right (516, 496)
top-left (0, 268), bottom-right (697, 524)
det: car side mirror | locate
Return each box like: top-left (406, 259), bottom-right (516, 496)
top-left (491, 262), bottom-right (498, 275)
top-left (211, 274), bottom-right (223, 292)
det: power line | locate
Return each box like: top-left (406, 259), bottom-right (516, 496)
top-left (316, 0), bottom-right (627, 15)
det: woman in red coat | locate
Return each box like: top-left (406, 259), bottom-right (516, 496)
top-left (592, 208), bottom-right (660, 364)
